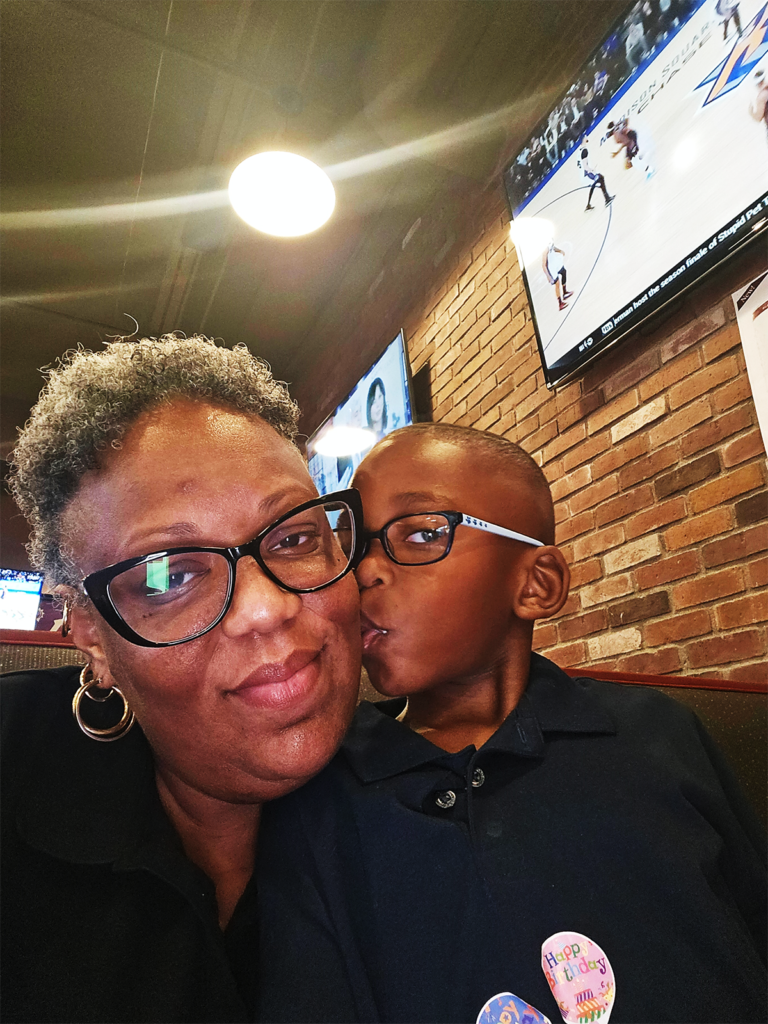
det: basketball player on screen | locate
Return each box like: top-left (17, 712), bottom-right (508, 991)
top-left (603, 117), bottom-right (655, 178)
top-left (577, 144), bottom-right (614, 210)
top-left (542, 241), bottom-right (572, 312)
top-left (716, 0), bottom-right (742, 42)
top-left (749, 69), bottom-right (768, 141)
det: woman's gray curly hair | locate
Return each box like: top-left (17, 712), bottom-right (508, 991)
top-left (9, 334), bottom-right (300, 589)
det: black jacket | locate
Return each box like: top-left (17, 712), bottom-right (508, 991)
top-left (1, 666), bottom-right (257, 1023)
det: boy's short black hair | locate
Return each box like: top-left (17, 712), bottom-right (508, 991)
top-left (378, 422), bottom-right (556, 544)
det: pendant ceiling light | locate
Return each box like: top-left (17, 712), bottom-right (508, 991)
top-left (313, 426), bottom-right (377, 458)
top-left (228, 152), bottom-right (336, 237)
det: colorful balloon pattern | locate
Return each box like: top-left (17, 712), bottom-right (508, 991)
top-left (476, 990), bottom-right (552, 1024)
top-left (541, 931), bottom-right (616, 1023)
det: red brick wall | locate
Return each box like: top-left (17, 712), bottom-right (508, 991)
top-left (307, 184), bottom-right (768, 683)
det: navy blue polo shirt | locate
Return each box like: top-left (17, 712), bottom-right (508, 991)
top-left (256, 654), bottom-right (767, 1024)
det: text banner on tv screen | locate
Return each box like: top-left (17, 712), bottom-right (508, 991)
top-left (307, 331), bottom-right (414, 495)
top-left (504, 0), bottom-right (768, 388)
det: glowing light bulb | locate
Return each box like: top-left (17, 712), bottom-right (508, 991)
top-left (228, 152), bottom-right (336, 237)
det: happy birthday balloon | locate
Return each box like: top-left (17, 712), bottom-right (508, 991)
top-left (541, 931), bottom-right (616, 1024)
top-left (476, 990), bottom-right (551, 1024)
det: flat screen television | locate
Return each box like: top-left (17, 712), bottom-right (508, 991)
top-left (307, 330), bottom-right (414, 494)
top-left (0, 568), bottom-right (44, 630)
top-left (503, 0), bottom-right (768, 388)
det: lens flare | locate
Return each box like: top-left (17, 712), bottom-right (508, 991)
top-left (508, 217), bottom-right (555, 271)
top-left (228, 152), bottom-right (335, 237)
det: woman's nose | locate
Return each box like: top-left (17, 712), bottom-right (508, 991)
top-left (220, 557), bottom-right (302, 637)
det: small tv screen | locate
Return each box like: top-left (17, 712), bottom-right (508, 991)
top-left (307, 330), bottom-right (414, 494)
top-left (0, 568), bottom-right (44, 630)
top-left (504, 0), bottom-right (768, 388)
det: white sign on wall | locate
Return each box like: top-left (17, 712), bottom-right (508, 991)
top-left (733, 271), bottom-right (768, 448)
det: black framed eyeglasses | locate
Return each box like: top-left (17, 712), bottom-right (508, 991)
top-left (81, 489), bottom-right (364, 648)
top-left (361, 510), bottom-right (543, 567)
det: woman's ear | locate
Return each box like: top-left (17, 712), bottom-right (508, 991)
top-left (66, 595), bottom-right (115, 689)
top-left (513, 546), bottom-right (570, 621)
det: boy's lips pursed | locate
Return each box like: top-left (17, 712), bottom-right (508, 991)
top-left (360, 612), bottom-right (389, 652)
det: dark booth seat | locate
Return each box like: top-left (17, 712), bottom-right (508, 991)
top-left (0, 628), bottom-right (86, 673)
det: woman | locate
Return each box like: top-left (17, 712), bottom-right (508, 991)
top-left (2, 334), bottom-right (365, 1023)
top-left (366, 378), bottom-right (387, 440)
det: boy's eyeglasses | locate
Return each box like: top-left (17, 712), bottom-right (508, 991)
top-left (361, 510), bottom-right (543, 567)
top-left (81, 490), bottom-right (364, 648)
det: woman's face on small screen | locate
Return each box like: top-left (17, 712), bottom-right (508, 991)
top-left (370, 384), bottom-right (385, 426)
top-left (64, 398), bottom-right (361, 804)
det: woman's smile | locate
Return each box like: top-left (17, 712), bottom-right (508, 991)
top-left (226, 646), bottom-right (325, 712)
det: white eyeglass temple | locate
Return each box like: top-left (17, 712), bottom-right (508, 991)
top-left (459, 513), bottom-right (543, 548)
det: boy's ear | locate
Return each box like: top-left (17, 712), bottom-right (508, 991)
top-left (513, 546), bottom-right (570, 621)
top-left (66, 596), bottom-right (116, 689)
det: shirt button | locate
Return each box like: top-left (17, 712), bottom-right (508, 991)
top-left (471, 767), bottom-right (485, 788)
top-left (435, 790), bottom-right (456, 809)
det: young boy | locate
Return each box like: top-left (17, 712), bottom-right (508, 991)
top-left (256, 424), bottom-right (766, 1024)
top-left (355, 423), bottom-right (570, 754)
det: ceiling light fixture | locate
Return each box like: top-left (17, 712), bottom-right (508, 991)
top-left (228, 152), bottom-right (336, 237)
top-left (312, 426), bottom-right (377, 458)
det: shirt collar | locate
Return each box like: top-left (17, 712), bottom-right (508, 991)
top-left (342, 653), bottom-right (616, 784)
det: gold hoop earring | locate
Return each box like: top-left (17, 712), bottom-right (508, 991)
top-left (72, 665), bottom-right (135, 743)
top-left (61, 599), bottom-right (71, 637)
